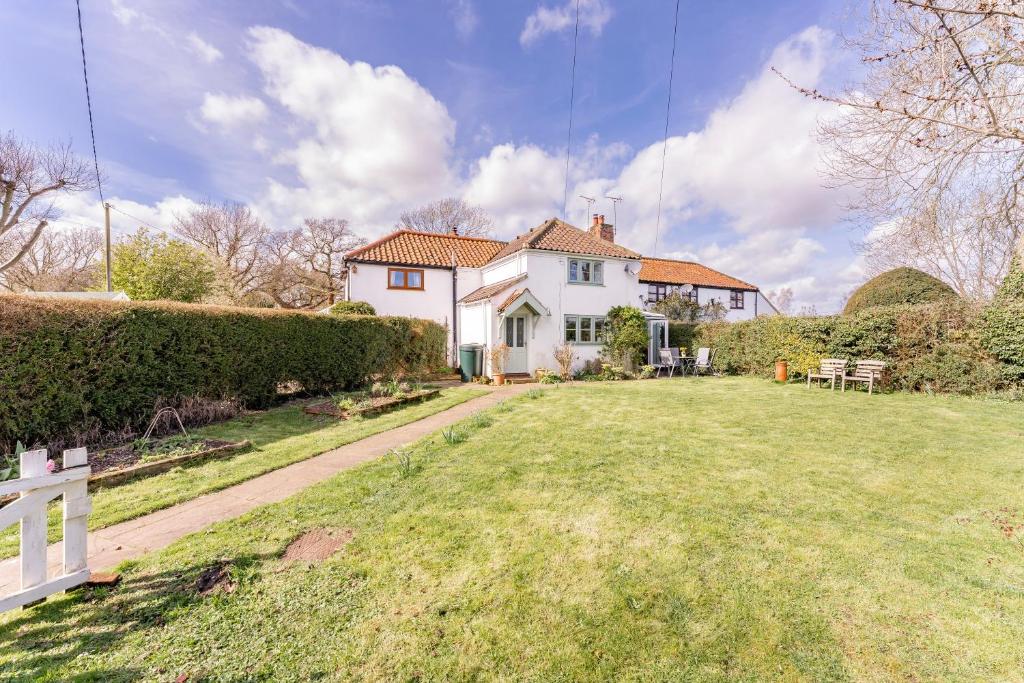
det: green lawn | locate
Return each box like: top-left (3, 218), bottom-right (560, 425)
top-left (3, 378), bottom-right (1024, 681)
top-left (0, 387), bottom-right (485, 560)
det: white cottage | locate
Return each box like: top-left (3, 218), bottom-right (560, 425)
top-left (343, 215), bottom-right (775, 376)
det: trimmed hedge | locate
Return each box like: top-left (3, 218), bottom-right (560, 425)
top-left (695, 300), bottom-right (1021, 394)
top-left (0, 295), bottom-right (446, 450)
top-left (330, 300), bottom-right (376, 316)
top-left (844, 267), bottom-right (958, 314)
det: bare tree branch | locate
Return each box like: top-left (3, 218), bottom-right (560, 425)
top-left (0, 227), bottom-right (101, 291)
top-left (397, 197), bottom-right (494, 236)
top-left (781, 0), bottom-right (1024, 299)
top-left (0, 132), bottom-right (95, 273)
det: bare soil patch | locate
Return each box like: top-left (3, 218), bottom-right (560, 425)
top-left (282, 528), bottom-right (354, 563)
top-left (195, 560), bottom-right (236, 596)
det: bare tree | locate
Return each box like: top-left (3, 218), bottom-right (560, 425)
top-left (0, 132), bottom-right (95, 274)
top-left (290, 218), bottom-right (364, 305)
top-left (765, 287), bottom-right (794, 315)
top-left (174, 201), bottom-right (269, 301)
top-left (0, 228), bottom-right (102, 292)
top-left (260, 218), bottom-right (365, 309)
top-left (781, 1), bottom-right (1024, 300)
top-left (397, 197), bottom-right (494, 236)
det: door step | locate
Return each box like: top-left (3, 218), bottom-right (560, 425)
top-left (504, 373), bottom-right (535, 384)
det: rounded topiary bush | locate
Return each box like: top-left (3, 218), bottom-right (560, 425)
top-left (844, 267), bottom-right (958, 314)
top-left (330, 300), bottom-right (376, 316)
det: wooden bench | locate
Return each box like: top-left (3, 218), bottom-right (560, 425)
top-left (842, 360), bottom-right (886, 395)
top-left (807, 359), bottom-right (847, 390)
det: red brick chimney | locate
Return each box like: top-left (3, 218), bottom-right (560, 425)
top-left (590, 213), bottom-right (614, 242)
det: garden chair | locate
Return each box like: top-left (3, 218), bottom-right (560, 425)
top-left (842, 360), bottom-right (886, 395)
top-left (655, 348), bottom-right (676, 378)
top-left (693, 348), bottom-right (716, 376)
top-left (806, 359), bottom-right (847, 390)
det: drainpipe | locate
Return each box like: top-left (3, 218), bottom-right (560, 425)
top-left (451, 249), bottom-right (458, 367)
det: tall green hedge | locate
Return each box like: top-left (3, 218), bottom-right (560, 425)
top-left (695, 300), bottom-right (1020, 394)
top-left (843, 267), bottom-right (958, 314)
top-left (0, 295), bottom-right (446, 450)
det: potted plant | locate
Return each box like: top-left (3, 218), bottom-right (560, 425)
top-left (489, 343), bottom-right (510, 385)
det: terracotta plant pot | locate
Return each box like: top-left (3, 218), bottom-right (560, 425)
top-left (775, 361), bottom-right (788, 383)
top-left (493, 373), bottom-right (506, 386)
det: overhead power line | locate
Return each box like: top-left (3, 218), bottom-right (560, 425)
top-left (653, 0), bottom-right (681, 257)
top-left (107, 204), bottom-right (180, 238)
top-left (561, 0), bottom-right (582, 221)
top-left (75, 0), bottom-right (105, 203)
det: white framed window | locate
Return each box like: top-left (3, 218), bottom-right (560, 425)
top-left (567, 258), bottom-right (603, 285)
top-left (564, 315), bottom-right (605, 344)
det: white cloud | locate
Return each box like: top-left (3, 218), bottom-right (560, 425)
top-left (53, 193), bottom-right (200, 240)
top-left (109, 0), bottom-right (139, 26)
top-left (609, 26), bottom-right (844, 253)
top-left (187, 32), bottom-right (223, 63)
top-left (520, 0), bottom-right (612, 46)
top-left (464, 144), bottom-right (564, 234)
top-left (245, 26), bottom-right (457, 229)
top-left (199, 93), bottom-right (269, 128)
top-left (448, 0), bottom-right (479, 39)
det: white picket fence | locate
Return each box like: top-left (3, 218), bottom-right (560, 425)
top-left (0, 447), bottom-right (91, 612)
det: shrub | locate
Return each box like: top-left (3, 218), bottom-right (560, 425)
top-left (329, 300), bottom-right (376, 316)
top-left (0, 295), bottom-right (446, 451)
top-left (843, 267), bottom-right (958, 314)
top-left (995, 259), bottom-right (1024, 304)
top-left (552, 342), bottom-right (576, 380)
top-left (668, 322), bottom-right (697, 353)
top-left (695, 300), bottom-right (1019, 394)
top-left (603, 306), bottom-right (649, 368)
top-left (980, 302), bottom-right (1024, 371)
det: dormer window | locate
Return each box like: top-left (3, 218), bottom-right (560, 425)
top-left (568, 258), bottom-right (603, 285)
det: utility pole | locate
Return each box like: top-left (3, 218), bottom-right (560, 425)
top-left (104, 202), bottom-right (112, 292)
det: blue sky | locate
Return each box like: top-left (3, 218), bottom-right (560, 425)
top-left (4, 0), bottom-right (868, 311)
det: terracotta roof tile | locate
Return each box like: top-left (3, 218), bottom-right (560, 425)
top-left (458, 275), bottom-right (527, 304)
top-left (490, 218), bottom-right (640, 262)
top-left (639, 258), bottom-right (757, 291)
top-left (345, 230), bottom-right (506, 268)
top-left (497, 288), bottom-right (526, 312)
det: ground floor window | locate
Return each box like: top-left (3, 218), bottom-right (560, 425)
top-left (565, 315), bottom-right (606, 344)
top-left (730, 290), bottom-right (745, 309)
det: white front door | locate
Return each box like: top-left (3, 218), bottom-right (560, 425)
top-left (504, 315), bottom-right (528, 373)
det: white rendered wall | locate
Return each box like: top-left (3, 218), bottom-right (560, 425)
top-left (636, 282), bottom-right (764, 321)
top-left (477, 251), bottom-right (642, 374)
top-left (481, 252), bottom-right (526, 284)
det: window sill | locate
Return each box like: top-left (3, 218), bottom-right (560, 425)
top-left (566, 281), bottom-right (605, 287)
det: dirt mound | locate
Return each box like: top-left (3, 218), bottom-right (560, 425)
top-left (282, 528), bottom-right (354, 563)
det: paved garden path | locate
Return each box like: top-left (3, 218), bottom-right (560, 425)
top-left (0, 384), bottom-right (530, 594)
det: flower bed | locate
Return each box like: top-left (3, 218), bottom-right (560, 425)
top-left (304, 388), bottom-right (441, 420)
top-left (0, 436), bottom-right (252, 504)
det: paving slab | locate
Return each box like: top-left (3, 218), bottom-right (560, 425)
top-left (0, 384), bottom-right (528, 594)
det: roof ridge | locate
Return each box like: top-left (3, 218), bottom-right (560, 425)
top-left (639, 256), bottom-right (757, 290)
top-left (395, 229), bottom-right (508, 244)
top-left (345, 229), bottom-right (507, 260)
